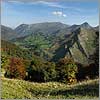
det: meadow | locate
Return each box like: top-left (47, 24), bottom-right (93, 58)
top-left (1, 78), bottom-right (99, 99)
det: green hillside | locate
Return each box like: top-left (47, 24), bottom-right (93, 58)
top-left (2, 78), bottom-right (99, 99)
top-left (1, 40), bottom-right (34, 60)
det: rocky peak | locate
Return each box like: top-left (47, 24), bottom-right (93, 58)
top-left (80, 22), bottom-right (92, 29)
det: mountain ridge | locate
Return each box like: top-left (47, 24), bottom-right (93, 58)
top-left (1, 22), bottom-right (99, 64)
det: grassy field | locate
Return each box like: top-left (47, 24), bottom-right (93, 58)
top-left (1, 78), bottom-right (99, 99)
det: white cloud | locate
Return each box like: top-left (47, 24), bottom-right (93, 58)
top-left (3, 0), bottom-right (97, 2)
top-left (40, 2), bottom-right (86, 12)
top-left (6, 0), bottom-right (26, 4)
top-left (52, 11), bottom-right (62, 16)
top-left (4, 1), bottom-right (85, 12)
top-left (63, 14), bottom-right (67, 17)
top-left (3, 0), bottom-right (96, 13)
top-left (52, 11), bottom-right (67, 17)
top-left (38, 1), bottom-right (66, 9)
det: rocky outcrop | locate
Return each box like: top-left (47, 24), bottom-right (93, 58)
top-left (52, 27), bottom-right (99, 64)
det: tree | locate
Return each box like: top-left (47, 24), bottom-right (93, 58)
top-left (88, 31), bottom-right (99, 77)
top-left (1, 55), bottom-right (9, 77)
top-left (27, 58), bottom-right (56, 82)
top-left (5, 57), bottom-right (26, 79)
top-left (56, 57), bottom-right (78, 84)
top-left (43, 62), bottom-right (56, 82)
top-left (27, 59), bottom-right (45, 82)
top-left (1, 55), bottom-right (9, 69)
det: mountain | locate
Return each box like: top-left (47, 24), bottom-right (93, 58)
top-left (1, 25), bottom-right (17, 40)
top-left (14, 22), bottom-right (70, 38)
top-left (94, 26), bottom-right (99, 31)
top-left (1, 22), bottom-right (99, 64)
top-left (2, 22), bottom-right (69, 40)
top-left (52, 26), bottom-right (99, 64)
top-left (80, 22), bottom-right (92, 29)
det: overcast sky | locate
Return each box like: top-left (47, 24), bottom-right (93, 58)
top-left (1, 0), bottom-right (99, 28)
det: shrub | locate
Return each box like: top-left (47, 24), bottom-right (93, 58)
top-left (83, 63), bottom-right (99, 79)
top-left (5, 57), bottom-right (26, 80)
top-left (76, 62), bottom-right (99, 81)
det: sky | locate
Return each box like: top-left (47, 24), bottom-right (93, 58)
top-left (1, 0), bottom-right (99, 28)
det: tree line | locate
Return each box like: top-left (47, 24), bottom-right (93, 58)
top-left (1, 54), bottom-right (99, 84)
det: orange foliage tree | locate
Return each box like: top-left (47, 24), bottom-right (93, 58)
top-left (5, 57), bottom-right (26, 79)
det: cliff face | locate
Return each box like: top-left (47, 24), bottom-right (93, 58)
top-left (52, 27), bottom-right (99, 64)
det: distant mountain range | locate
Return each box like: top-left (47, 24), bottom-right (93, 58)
top-left (1, 22), bottom-right (99, 64)
top-left (1, 25), bottom-right (17, 40)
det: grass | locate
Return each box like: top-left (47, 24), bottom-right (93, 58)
top-left (1, 78), bottom-right (99, 99)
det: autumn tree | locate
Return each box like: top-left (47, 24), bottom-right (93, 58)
top-left (5, 57), bottom-right (26, 79)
